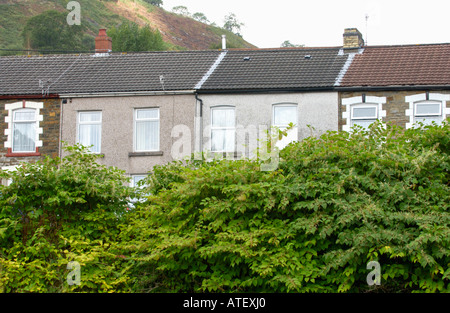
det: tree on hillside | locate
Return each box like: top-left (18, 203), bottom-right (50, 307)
top-left (281, 40), bottom-right (304, 48)
top-left (107, 22), bottom-right (166, 52)
top-left (142, 0), bottom-right (163, 7)
top-left (172, 5), bottom-right (190, 17)
top-left (21, 10), bottom-right (89, 53)
top-left (223, 12), bottom-right (244, 36)
top-left (192, 12), bottom-right (210, 24)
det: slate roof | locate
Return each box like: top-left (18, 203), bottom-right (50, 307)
top-left (339, 43), bottom-right (450, 88)
top-left (199, 47), bottom-right (349, 91)
top-left (0, 50), bottom-right (222, 96)
top-left (2, 43), bottom-right (450, 96)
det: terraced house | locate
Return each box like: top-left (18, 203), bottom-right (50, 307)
top-left (336, 29), bottom-right (450, 131)
top-left (1, 28), bottom-right (449, 184)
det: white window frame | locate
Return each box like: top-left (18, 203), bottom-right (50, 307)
top-left (210, 106), bottom-right (235, 153)
top-left (349, 104), bottom-right (379, 129)
top-left (272, 103), bottom-right (298, 149)
top-left (77, 111), bottom-right (102, 153)
top-left (129, 174), bottom-right (149, 207)
top-left (351, 104), bottom-right (378, 120)
top-left (414, 101), bottom-right (442, 117)
top-left (1, 165), bottom-right (18, 186)
top-left (130, 174), bottom-right (148, 188)
top-left (11, 108), bottom-right (37, 153)
top-left (134, 108), bottom-right (160, 152)
top-left (405, 93), bottom-right (450, 128)
top-left (4, 101), bottom-right (43, 153)
top-left (342, 96), bottom-right (386, 132)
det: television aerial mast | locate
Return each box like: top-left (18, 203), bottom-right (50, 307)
top-left (365, 13), bottom-right (369, 46)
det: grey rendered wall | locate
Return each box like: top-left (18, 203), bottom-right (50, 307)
top-left (197, 92), bottom-right (339, 157)
top-left (61, 94), bottom-right (196, 175)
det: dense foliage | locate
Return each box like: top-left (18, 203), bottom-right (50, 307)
top-left (122, 121), bottom-right (449, 293)
top-left (0, 122), bottom-right (448, 293)
top-left (21, 10), bottom-right (92, 53)
top-left (0, 144), bottom-right (135, 292)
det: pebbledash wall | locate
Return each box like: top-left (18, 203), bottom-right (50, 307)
top-left (60, 94), bottom-right (196, 177)
top-left (339, 90), bottom-right (450, 130)
top-left (0, 98), bottom-right (61, 176)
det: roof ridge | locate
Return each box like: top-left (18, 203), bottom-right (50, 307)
top-left (362, 42), bottom-right (450, 49)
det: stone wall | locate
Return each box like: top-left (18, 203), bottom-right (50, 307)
top-left (340, 90), bottom-right (450, 130)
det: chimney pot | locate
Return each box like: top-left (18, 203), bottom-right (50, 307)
top-left (95, 28), bottom-right (112, 54)
top-left (343, 28), bottom-right (364, 50)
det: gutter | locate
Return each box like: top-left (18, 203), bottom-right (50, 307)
top-left (197, 87), bottom-right (337, 95)
top-left (60, 90), bottom-right (196, 98)
top-left (0, 94), bottom-right (59, 99)
top-left (335, 85), bottom-right (450, 92)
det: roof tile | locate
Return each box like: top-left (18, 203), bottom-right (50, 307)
top-left (340, 44), bottom-right (450, 87)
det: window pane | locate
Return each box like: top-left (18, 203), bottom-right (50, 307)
top-left (353, 107), bottom-right (377, 118)
top-left (79, 124), bottom-right (101, 153)
top-left (13, 122), bottom-right (35, 152)
top-left (212, 108), bottom-right (235, 127)
top-left (414, 116), bottom-right (442, 125)
top-left (415, 102), bottom-right (440, 115)
top-left (274, 106), bottom-right (297, 126)
top-left (137, 109), bottom-right (158, 120)
top-left (136, 120), bottom-right (159, 151)
top-left (352, 119), bottom-right (376, 129)
top-left (79, 112), bottom-right (101, 123)
top-left (275, 126), bottom-right (298, 150)
top-left (211, 129), bottom-right (235, 152)
top-left (14, 109), bottom-right (35, 121)
top-left (132, 175), bottom-right (147, 188)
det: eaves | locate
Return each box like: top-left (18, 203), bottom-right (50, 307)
top-left (335, 85), bottom-right (450, 92)
top-left (59, 90), bottom-right (196, 98)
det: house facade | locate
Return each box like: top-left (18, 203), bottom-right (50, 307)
top-left (2, 28), bottom-right (449, 185)
top-left (55, 47), bottom-right (223, 184)
top-left (195, 47), bottom-right (350, 158)
top-left (0, 97), bottom-right (61, 180)
top-left (0, 54), bottom-right (77, 184)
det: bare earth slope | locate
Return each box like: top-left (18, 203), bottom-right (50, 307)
top-left (0, 0), bottom-right (255, 52)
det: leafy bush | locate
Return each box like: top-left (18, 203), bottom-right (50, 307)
top-left (0, 144), bottom-right (135, 292)
top-left (122, 121), bottom-right (450, 292)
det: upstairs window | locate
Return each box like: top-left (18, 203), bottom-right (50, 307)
top-left (211, 107), bottom-right (235, 152)
top-left (351, 104), bottom-right (378, 129)
top-left (12, 108), bottom-right (37, 153)
top-left (414, 101), bottom-right (442, 125)
top-left (342, 96), bottom-right (386, 132)
top-left (78, 111), bottom-right (102, 153)
top-left (405, 93), bottom-right (450, 129)
top-left (272, 104), bottom-right (298, 149)
top-left (134, 108), bottom-right (159, 152)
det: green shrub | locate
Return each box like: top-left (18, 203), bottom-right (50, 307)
top-left (0, 144), bottom-right (135, 292)
top-left (123, 121), bottom-right (450, 292)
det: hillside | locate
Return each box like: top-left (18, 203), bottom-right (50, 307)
top-left (0, 0), bottom-right (256, 54)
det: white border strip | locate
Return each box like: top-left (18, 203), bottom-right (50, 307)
top-left (195, 51), bottom-right (227, 90)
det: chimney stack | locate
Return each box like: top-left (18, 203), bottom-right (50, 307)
top-left (343, 28), bottom-right (364, 50)
top-left (222, 35), bottom-right (227, 50)
top-left (95, 29), bottom-right (112, 54)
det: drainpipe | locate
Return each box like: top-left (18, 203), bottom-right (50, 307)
top-left (195, 93), bottom-right (204, 153)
